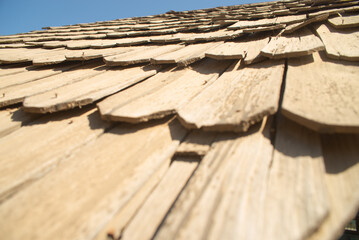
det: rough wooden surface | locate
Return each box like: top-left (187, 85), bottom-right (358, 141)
top-left (0, 62), bottom-right (104, 107)
top-left (0, 107), bottom-right (110, 203)
top-left (98, 59), bottom-right (232, 123)
top-left (228, 18), bottom-right (276, 29)
top-left (0, 63), bottom-right (78, 89)
top-left (308, 133), bottom-right (359, 240)
top-left (22, 65), bottom-right (159, 113)
top-left (315, 23), bottom-right (359, 61)
top-left (283, 13), bottom-right (329, 34)
top-left (65, 47), bottom-right (136, 60)
top-left (177, 60), bottom-right (284, 132)
top-left (0, 118), bottom-right (187, 240)
top-left (261, 27), bottom-right (325, 59)
top-left (0, 64), bottom-right (32, 77)
top-left (31, 48), bottom-right (73, 66)
top-left (155, 120), bottom-right (273, 240)
top-left (282, 52), bottom-right (359, 133)
top-left (204, 41), bottom-right (246, 60)
top-left (328, 14), bottom-right (359, 28)
top-left (261, 116), bottom-right (329, 240)
top-left (122, 159), bottom-right (198, 240)
top-left (104, 45), bottom-right (184, 66)
top-left (0, 48), bottom-right (61, 64)
top-left (151, 42), bottom-right (221, 66)
top-left (206, 35), bottom-right (269, 64)
top-left (175, 130), bottom-right (217, 157)
top-left (0, 108), bottom-right (38, 138)
top-left (94, 157), bottom-right (171, 240)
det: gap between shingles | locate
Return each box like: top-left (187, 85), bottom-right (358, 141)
top-left (150, 160), bottom-right (201, 240)
top-left (268, 58), bottom-right (287, 167)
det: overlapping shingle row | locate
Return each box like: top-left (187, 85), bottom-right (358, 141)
top-left (0, 0), bottom-right (359, 239)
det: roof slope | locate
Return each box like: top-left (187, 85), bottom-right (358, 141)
top-left (0, 0), bottom-right (359, 239)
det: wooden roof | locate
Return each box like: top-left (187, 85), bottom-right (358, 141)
top-left (1, 0), bottom-right (359, 239)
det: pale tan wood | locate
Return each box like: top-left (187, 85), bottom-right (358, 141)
top-left (0, 48), bottom-right (62, 64)
top-left (0, 107), bottom-right (110, 203)
top-left (65, 47), bottom-right (137, 60)
top-left (228, 18), bottom-right (277, 30)
top-left (260, 116), bottom-right (329, 240)
top-left (0, 108), bottom-right (38, 138)
top-left (177, 59), bottom-right (284, 132)
top-left (177, 125), bottom-right (273, 240)
top-left (282, 52), bottom-right (359, 133)
top-left (315, 23), bottom-right (359, 61)
top-left (104, 45), bottom-right (184, 66)
top-left (175, 130), bottom-right (217, 157)
top-left (284, 13), bottom-right (329, 34)
top-left (0, 64), bottom-right (32, 77)
top-left (261, 27), bottom-right (325, 59)
top-left (0, 43), bottom-right (28, 48)
top-left (151, 42), bottom-right (221, 66)
top-left (94, 157), bottom-right (171, 240)
top-left (66, 39), bottom-right (104, 49)
top-left (307, 133), bottom-right (359, 240)
top-left (31, 48), bottom-right (74, 66)
top-left (150, 34), bottom-right (182, 44)
top-left (97, 59), bottom-right (232, 123)
top-left (90, 39), bottom-right (126, 48)
top-left (180, 29), bottom-right (244, 43)
top-left (154, 120), bottom-right (272, 240)
top-left (0, 63), bottom-right (79, 89)
top-left (329, 14), bottom-right (359, 28)
top-left (0, 118), bottom-right (187, 240)
top-left (242, 24), bottom-right (285, 33)
top-left (205, 41), bottom-right (246, 60)
top-left (275, 14), bottom-right (307, 24)
top-left (97, 66), bottom-right (176, 120)
top-left (41, 41), bottom-right (68, 49)
top-left (308, 5), bottom-right (359, 18)
top-left (206, 36), bottom-right (269, 64)
top-left (0, 62), bottom-right (104, 107)
top-left (154, 131), bottom-right (239, 240)
top-left (64, 35), bottom-right (145, 49)
top-left (23, 65), bottom-right (159, 113)
top-left (122, 159), bottom-right (198, 240)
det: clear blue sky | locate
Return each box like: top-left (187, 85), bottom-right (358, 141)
top-left (0, 0), bottom-right (274, 36)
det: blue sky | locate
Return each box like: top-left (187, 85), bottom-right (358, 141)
top-left (0, 0), bottom-right (273, 36)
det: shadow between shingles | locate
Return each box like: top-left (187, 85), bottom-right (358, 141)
top-left (107, 115), bottom-right (186, 143)
top-left (321, 133), bottom-right (359, 174)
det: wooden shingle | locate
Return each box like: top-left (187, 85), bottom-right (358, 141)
top-left (282, 52), bottom-right (359, 133)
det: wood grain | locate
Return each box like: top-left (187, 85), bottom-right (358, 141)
top-left (175, 130), bottom-right (217, 157)
top-left (308, 133), bottom-right (359, 240)
top-left (151, 42), bottom-right (221, 66)
top-left (261, 116), bottom-right (329, 240)
top-left (0, 63), bottom-right (79, 89)
top-left (315, 23), bottom-right (359, 61)
top-left (155, 120), bottom-right (273, 240)
top-left (122, 159), bottom-right (198, 240)
top-left (261, 27), bottom-right (325, 59)
top-left (205, 41), bottom-right (246, 60)
top-left (104, 45), bottom-right (184, 66)
top-left (0, 108), bottom-right (38, 138)
top-left (282, 52), bottom-right (359, 133)
top-left (328, 14), bottom-right (359, 28)
top-left (0, 62), bottom-right (104, 107)
top-left (177, 59), bottom-right (284, 132)
top-left (0, 118), bottom-right (187, 240)
top-left (22, 65), bottom-right (159, 113)
top-left (98, 59), bottom-right (232, 123)
top-left (0, 107), bottom-right (110, 203)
